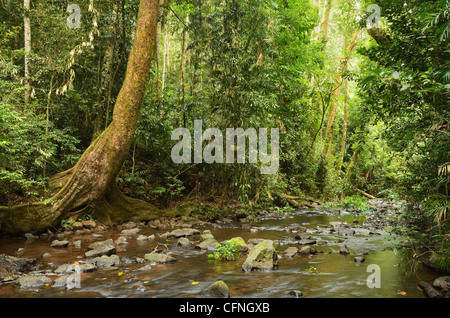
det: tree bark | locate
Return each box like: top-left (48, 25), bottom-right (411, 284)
top-left (336, 76), bottom-right (349, 172)
top-left (319, 0), bottom-right (332, 43)
top-left (0, 0), bottom-right (165, 235)
top-left (24, 0), bottom-right (31, 104)
top-left (180, 15), bottom-right (188, 125)
top-left (92, 22), bottom-right (118, 141)
top-left (323, 29), bottom-right (360, 156)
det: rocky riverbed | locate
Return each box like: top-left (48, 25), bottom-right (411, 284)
top-left (0, 200), bottom-right (447, 298)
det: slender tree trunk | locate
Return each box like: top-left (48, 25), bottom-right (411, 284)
top-left (337, 76), bottom-right (349, 172)
top-left (161, 21), bottom-right (170, 98)
top-left (319, 0), bottom-right (332, 43)
top-left (343, 127), bottom-right (365, 182)
top-left (152, 0), bottom-right (165, 98)
top-left (92, 22), bottom-right (118, 140)
top-left (323, 29), bottom-right (360, 156)
top-left (24, 0), bottom-right (31, 104)
top-left (0, 0), bottom-right (165, 235)
top-left (180, 15), bottom-right (188, 126)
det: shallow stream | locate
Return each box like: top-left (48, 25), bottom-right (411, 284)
top-left (0, 204), bottom-right (438, 298)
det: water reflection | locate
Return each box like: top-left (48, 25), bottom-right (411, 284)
top-left (0, 208), bottom-right (438, 298)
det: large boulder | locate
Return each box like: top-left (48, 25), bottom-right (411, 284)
top-left (242, 240), bottom-right (278, 272)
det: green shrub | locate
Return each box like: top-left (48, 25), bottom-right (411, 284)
top-left (208, 241), bottom-right (242, 261)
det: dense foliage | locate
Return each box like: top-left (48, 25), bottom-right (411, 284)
top-left (0, 0), bottom-right (448, 267)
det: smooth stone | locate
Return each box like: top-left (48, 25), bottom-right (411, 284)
top-left (17, 275), bottom-right (52, 288)
top-left (144, 252), bottom-right (176, 264)
top-left (284, 246), bottom-right (298, 258)
top-left (51, 240), bottom-right (69, 248)
top-left (201, 280), bottom-right (230, 298)
top-left (121, 228), bottom-right (140, 236)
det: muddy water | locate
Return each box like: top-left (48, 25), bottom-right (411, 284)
top-left (0, 207), bottom-right (438, 298)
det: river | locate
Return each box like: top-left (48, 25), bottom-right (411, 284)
top-left (0, 202), bottom-right (438, 298)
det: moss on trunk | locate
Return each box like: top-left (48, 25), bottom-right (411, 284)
top-left (0, 0), bottom-right (169, 236)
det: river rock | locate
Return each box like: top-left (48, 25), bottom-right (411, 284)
top-left (338, 227), bottom-right (355, 236)
top-left (17, 275), bottom-right (52, 288)
top-left (115, 236), bottom-right (128, 245)
top-left (195, 238), bottom-right (218, 250)
top-left (85, 239), bottom-right (116, 258)
top-left (53, 275), bottom-right (71, 287)
top-left (228, 237), bottom-right (247, 251)
top-left (200, 233), bottom-right (215, 241)
top-left (284, 246), bottom-right (298, 258)
top-left (169, 228), bottom-right (201, 238)
top-left (354, 256), bottom-right (365, 263)
top-left (432, 276), bottom-right (450, 292)
top-left (247, 238), bottom-right (265, 245)
top-left (177, 237), bottom-right (192, 246)
top-left (330, 221), bottom-right (344, 228)
top-left (288, 290), bottom-right (303, 297)
top-left (295, 233), bottom-right (311, 240)
top-left (144, 252), bottom-right (176, 264)
top-left (297, 239), bottom-right (317, 245)
top-left (51, 240), bottom-right (69, 248)
top-left (419, 281), bottom-right (444, 298)
top-left (121, 228), bottom-right (140, 236)
top-left (201, 280), bottom-right (230, 298)
top-left (88, 239), bottom-right (113, 250)
top-left (299, 245), bottom-right (317, 254)
top-left (136, 235), bottom-right (149, 241)
top-left (120, 221), bottom-right (139, 229)
top-left (0, 255), bottom-right (36, 282)
top-left (55, 263), bottom-right (96, 274)
top-left (24, 233), bottom-right (37, 240)
top-left (339, 245), bottom-right (350, 255)
top-left (81, 220), bottom-right (96, 228)
top-left (85, 246), bottom-right (115, 258)
top-left (71, 222), bottom-right (84, 230)
top-left (242, 240), bottom-right (278, 272)
top-left (94, 255), bottom-right (121, 267)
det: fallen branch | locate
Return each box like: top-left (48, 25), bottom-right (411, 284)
top-left (355, 188), bottom-right (377, 200)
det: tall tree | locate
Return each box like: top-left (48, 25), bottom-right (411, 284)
top-left (323, 28), bottom-right (360, 156)
top-left (24, 0), bottom-right (31, 104)
top-left (0, 0), bottom-right (165, 234)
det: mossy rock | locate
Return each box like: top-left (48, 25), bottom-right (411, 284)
top-left (242, 240), bottom-right (278, 272)
top-left (201, 280), bottom-right (230, 298)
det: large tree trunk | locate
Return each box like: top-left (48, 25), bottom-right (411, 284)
top-left (0, 0), bottom-right (171, 235)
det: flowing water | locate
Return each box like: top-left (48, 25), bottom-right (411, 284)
top-left (0, 205), bottom-right (438, 298)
